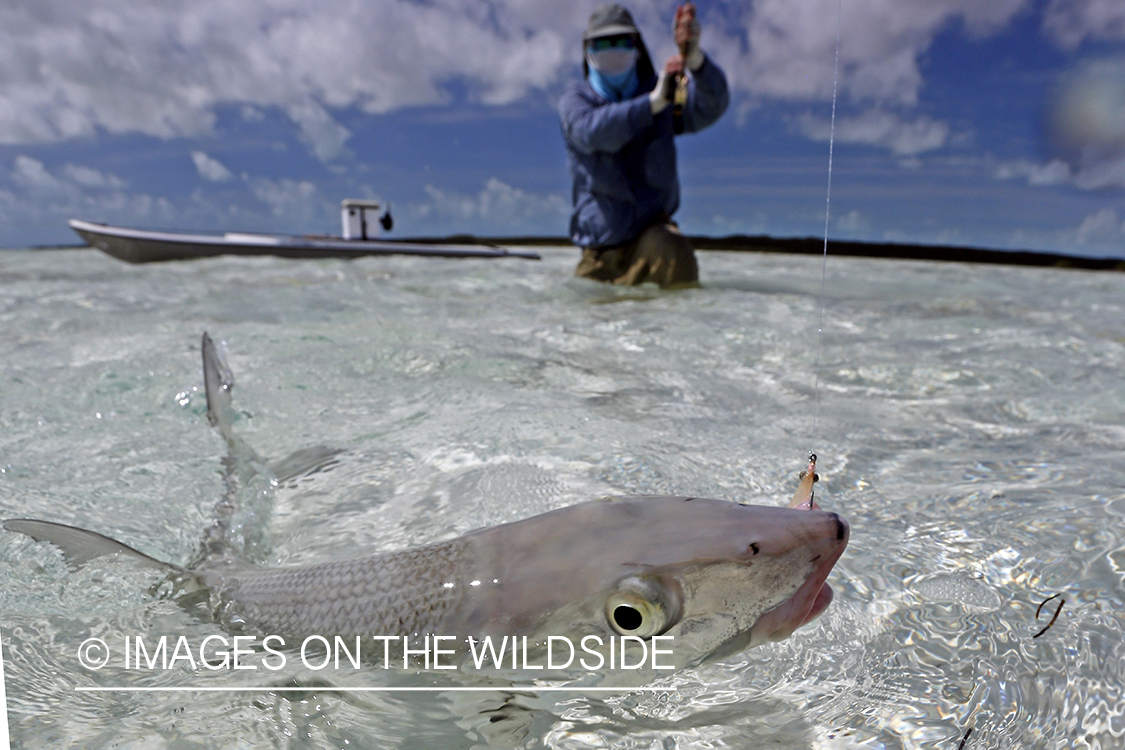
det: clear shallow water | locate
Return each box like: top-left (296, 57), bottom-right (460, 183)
top-left (0, 246), bottom-right (1123, 749)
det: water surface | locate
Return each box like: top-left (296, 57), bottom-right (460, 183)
top-left (1, 246), bottom-right (1123, 748)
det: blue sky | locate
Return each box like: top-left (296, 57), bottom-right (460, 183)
top-left (1, 0), bottom-right (1123, 256)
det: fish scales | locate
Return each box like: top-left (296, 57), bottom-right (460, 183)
top-left (204, 537), bottom-right (472, 638)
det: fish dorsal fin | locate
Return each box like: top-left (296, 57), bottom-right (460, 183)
top-left (202, 331), bottom-right (267, 467)
top-left (202, 331), bottom-right (236, 441)
top-left (3, 519), bottom-right (178, 572)
top-left (202, 331), bottom-right (339, 482)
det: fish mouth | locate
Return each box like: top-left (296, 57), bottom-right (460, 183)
top-left (752, 513), bottom-right (849, 642)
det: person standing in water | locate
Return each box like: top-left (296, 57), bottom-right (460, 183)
top-left (559, 3), bottom-right (729, 287)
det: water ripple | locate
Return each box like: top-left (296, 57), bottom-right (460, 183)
top-left (1, 249), bottom-right (1123, 748)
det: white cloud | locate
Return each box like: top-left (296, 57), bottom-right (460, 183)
top-left (835, 209), bottom-right (870, 233)
top-left (995, 207), bottom-right (1123, 256)
top-left (420, 178), bottom-right (569, 233)
top-left (11, 155), bottom-right (66, 193)
top-left (1076, 208), bottom-right (1124, 241)
top-left (2, 153), bottom-right (354, 244)
top-left (10, 155), bottom-right (129, 201)
top-left (995, 155), bottom-right (1125, 191)
top-left (0, 0), bottom-right (1036, 163)
top-left (994, 158), bottom-right (1073, 186)
top-left (0, 0), bottom-right (576, 162)
top-left (1058, 207), bottom-right (1125, 251)
top-left (704, 211), bottom-right (771, 236)
top-left (285, 101), bottom-right (351, 162)
top-left (63, 163), bottom-right (127, 189)
top-left (249, 176), bottom-right (328, 226)
top-left (3, 155), bottom-right (171, 236)
top-left (191, 151), bottom-right (233, 182)
top-left (1042, 0), bottom-right (1125, 49)
top-left (799, 109), bottom-right (950, 156)
top-left (724, 0), bottom-right (1029, 106)
top-left (1071, 155), bottom-right (1125, 190)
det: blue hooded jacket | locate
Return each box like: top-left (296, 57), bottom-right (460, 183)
top-left (559, 53), bottom-right (729, 249)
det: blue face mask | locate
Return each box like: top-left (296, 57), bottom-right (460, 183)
top-left (587, 47), bottom-right (639, 102)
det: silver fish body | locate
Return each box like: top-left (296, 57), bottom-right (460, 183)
top-left (196, 494), bottom-right (848, 672)
top-left (4, 332), bottom-right (850, 676)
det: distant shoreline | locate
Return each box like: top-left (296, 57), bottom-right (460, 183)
top-left (24, 234), bottom-right (1125, 272)
top-left (405, 234), bottom-right (1125, 272)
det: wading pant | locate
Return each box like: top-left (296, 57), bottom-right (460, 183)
top-left (575, 222), bottom-right (698, 288)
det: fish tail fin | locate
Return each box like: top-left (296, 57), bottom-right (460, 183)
top-left (2, 518), bottom-right (178, 572)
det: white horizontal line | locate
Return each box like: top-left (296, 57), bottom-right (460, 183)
top-left (75, 686), bottom-right (675, 693)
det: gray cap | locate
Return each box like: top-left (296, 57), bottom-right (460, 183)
top-left (583, 4), bottom-right (640, 41)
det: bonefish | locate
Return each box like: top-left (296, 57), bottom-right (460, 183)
top-left (4, 333), bottom-right (848, 674)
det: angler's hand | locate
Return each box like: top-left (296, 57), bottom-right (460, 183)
top-left (649, 55), bottom-right (684, 114)
top-left (674, 3), bottom-right (703, 71)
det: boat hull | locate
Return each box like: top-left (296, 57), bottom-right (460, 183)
top-left (68, 219), bottom-right (541, 263)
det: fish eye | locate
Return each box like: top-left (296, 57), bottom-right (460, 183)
top-left (612, 603), bottom-right (643, 631)
top-left (605, 575), bottom-right (683, 638)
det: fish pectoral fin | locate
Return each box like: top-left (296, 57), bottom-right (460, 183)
top-left (3, 518), bottom-right (178, 573)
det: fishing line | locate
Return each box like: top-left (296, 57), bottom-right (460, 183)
top-left (813, 0), bottom-right (843, 437)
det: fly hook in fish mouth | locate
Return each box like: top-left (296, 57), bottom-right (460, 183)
top-left (789, 452), bottom-right (821, 511)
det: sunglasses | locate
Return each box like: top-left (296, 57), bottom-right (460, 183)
top-left (588, 35), bottom-right (636, 52)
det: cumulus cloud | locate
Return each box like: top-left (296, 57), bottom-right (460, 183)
top-left (994, 158), bottom-right (1074, 186)
top-left (1058, 207), bottom-right (1125, 251)
top-left (63, 163), bottom-right (127, 189)
top-left (726, 0), bottom-right (1029, 105)
top-left (0, 0), bottom-right (575, 162)
top-left (835, 209), bottom-right (870, 233)
top-left (419, 178), bottom-right (569, 233)
top-left (0, 0), bottom-right (1036, 162)
top-left (1076, 207), bottom-right (1124, 240)
top-left (799, 109), bottom-right (950, 156)
top-left (11, 155), bottom-right (66, 193)
top-left (1042, 0), bottom-right (1125, 49)
top-left (1, 151), bottom-right (342, 242)
top-left (1069, 155), bottom-right (1125, 190)
top-left (10, 155), bottom-right (126, 199)
top-left (4, 155), bottom-right (169, 234)
top-left (995, 156), bottom-right (1125, 191)
top-left (285, 101), bottom-right (352, 162)
top-left (191, 151), bottom-right (234, 182)
top-left (250, 176), bottom-right (320, 217)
